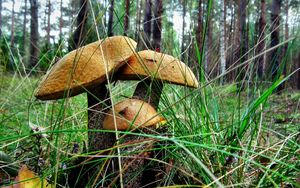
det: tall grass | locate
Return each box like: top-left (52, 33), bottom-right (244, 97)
top-left (1, 1), bottom-right (300, 187)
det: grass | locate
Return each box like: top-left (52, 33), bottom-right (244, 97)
top-left (1, 1), bottom-right (300, 186)
top-left (0, 71), bottom-right (299, 187)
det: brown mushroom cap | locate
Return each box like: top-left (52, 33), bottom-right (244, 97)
top-left (118, 50), bottom-right (199, 88)
top-left (35, 36), bottom-right (137, 100)
top-left (103, 99), bottom-right (164, 130)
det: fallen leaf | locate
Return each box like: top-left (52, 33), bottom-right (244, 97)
top-left (3, 165), bottom-right (53, 188)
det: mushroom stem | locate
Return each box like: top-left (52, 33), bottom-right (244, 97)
top-left (87, 85), bottom-right (115, 151)
top-left (133, 80), bottom-right (163, 109)
top-left (87, 85), bottom-right (117, 185)
top-left (118, 81), bottom-right (164, 187)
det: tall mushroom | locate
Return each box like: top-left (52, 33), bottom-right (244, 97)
top-left (114, 50), bottom-right (199, 186)
top-left (34, 36), bottom-right (137, 184)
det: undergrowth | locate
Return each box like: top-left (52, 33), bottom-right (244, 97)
top-left (0, 72), bottom-right (299, 187)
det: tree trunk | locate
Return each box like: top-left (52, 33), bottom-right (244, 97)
top-left (70, 0), bottom-right (88, 51)
top-left (59, 0), bottom-right (63, 41)
top-left (103, 0), bottom-right (107, 27)
top-left (285, 0), bottom-right (289, 41)
top-left (139, 0), bottom-right (152, 50)
top-left (46, 0), bottom-right (51, 45)
top-left (181, 0), bottom-right (186, 61)
top-left (22, 0), bottom-right (27, 57)
top-left (69, 0), bottom-right (77, 34)
top-left (124, 0), bottom-right (130, 35)
top-left (283, 0), bottom-right (289, 74)
top-left (8, 0), bottom-right (15, 71)
top-left (0, 0), bottom-right (2, 38)
top-left (135, 0), bottom-right (142, 41)
top-left (256, 0), bottom-right (266, 78)
top-left (269, 0), bottom-right (282, 84)
top-left (236, 0), bottom-right (247, 90)
top-left (220, 0), bottom-right (226, 84)
top-left (298, 54), bottom-right (300, 90)
top-left (29, 0), bottom-right (39, 70)
top-left (10, 0), bottom-right (15, 49)
top-left (152, 0), bottom-right (162, 51)
top-left (226, 0), bottom-right (235, 81)
top-left (195, 0), bottom-right (202, 75)
top-left (206, 0), bottom-right (213, 73)
top-left (107, 0), bottom-right (114, 36)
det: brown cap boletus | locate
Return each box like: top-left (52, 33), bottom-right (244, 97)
top-left (118, 50), bottom-right (199, 88)
top-left (35, 36), bottom-right (137, 100)
top-left (34, 36), bottom-right (137, 154)
top-left (103, 99), bottom-right (164, 130)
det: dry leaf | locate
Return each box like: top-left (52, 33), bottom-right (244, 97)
top-left (3, 165), bottom-right (53, 188)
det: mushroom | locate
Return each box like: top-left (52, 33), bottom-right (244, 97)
top-left (112, 50), bottom-right (199, 186)
top-left (118, 50), bottom-right (199, 108)
top-left (102, 98), bottom-right (165, 187)
top-left (34, 35), bottom-right (137, 152)
top-left (103, 98), bottom-right (164, 131)
top-left (119, 50), bottom-right (199, 88)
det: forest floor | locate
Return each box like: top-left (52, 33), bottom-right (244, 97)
top-left (0, 74), bottom-right (299, 186)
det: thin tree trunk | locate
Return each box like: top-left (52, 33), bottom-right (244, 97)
top-left (220, 0), bottom-right (226, 84)
top-left (236, 0), bottom-right (247, 89)
top-left (103, 0), bottom-right (107, 27)
top-left (136, 0), bottom-right (144, 45)
top-left (196, 0), bottom-right (202, 75)
top-left (29, 0), bottom-right (39, 70)
top-left (224, 0), bottom-right (227, 46)
top-left (298, 54), bottom-right (300, 89)
top-left (269, 0), bottom-right (282, 83)
top-left (70, 0), bottom-right (88, 50)
top-left (285, 0), bottom-right (289, 41)
top-left (10, 0), bottom-right (15, 49)
top-left (9, 0), bottom-right (15, 71)
top-left (124, 0), bottom-right (130, 35)
top-left (256, 0), bottom-right (266, 78)
top-left (281, 0), bottom-right (289, 89)
top-left (181, 0), bottom-right (186, 61)
top-left (139, 0), bottom-right (152, 50)
top-left (46, 0), bottom-right (51, 45)
top-left (152, 0), bottom-right (162, 51)
top-left (0, 0), bottom-right (2, 38)
top-left (135, 0), bottom-right (141, 41)
top-left (227, 0), bottom-right (235, 81)
top-left (59, 0), bottom-right (63, 40)
top-left (206, 1), bottom-right (213, 73)
top-left (107, 0), bottom-right (114, 36)
top-left (70, 0), bottom-right (77, 34)
top-left (22, 0), bottom-right (27, 57)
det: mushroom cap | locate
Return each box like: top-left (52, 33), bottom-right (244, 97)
top-left (118, 50), bottom-right (199, 88)
top-left (103, 99), bottom-right (164, 130)
top-left (35, 36), bottom-right (137, 100)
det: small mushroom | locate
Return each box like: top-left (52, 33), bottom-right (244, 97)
top-left (34, 36), bottom-right (137, 152)
top-left (103, 98), bottom-right (164, 130)
top-left (103, 98), bottom-right (165, 187)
